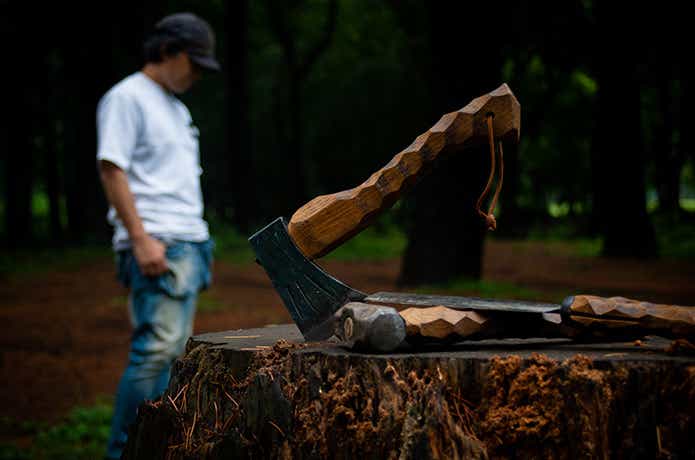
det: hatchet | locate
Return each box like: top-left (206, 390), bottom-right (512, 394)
top-left (334, 294), bottom-right (695, 352)
top-left (250, 84), bottom-right (520, 340)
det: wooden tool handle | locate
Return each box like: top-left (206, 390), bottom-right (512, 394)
top-left (399, 306), bottom-right (490, 340)
top-left (288, 83), bottom-right (521, 259)
top-left (562, 295), bottom-right (695, 339)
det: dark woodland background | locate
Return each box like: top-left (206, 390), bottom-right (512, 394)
top-left (2, 0), bottom-right (694, 284)
top-left (1, 2), bottom-right (695, 457)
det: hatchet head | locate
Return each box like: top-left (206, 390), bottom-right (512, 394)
top-left (249, 217), bottom-right (366, 341)
top-left (250, 84), bottom-right (520, 341)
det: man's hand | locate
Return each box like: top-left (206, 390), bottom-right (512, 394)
top-left (99, 161), bottom-right (168, 276)
top-left (132, 234), bottom-right (168, 276)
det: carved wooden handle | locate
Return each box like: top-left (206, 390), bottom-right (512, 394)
top-left (287, 83), bottom-right (521, 259)
top-left (399, 306), bottom-right (490, 340)
top-left (562, 295), bottom-right (695, 339)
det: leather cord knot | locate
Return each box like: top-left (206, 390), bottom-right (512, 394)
top-left (476, 114), bottom-right (504, 231)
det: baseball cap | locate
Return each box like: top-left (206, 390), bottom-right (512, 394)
top-left (155, 12), bottom-right (221, 72)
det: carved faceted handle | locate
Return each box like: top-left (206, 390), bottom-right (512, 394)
top-left (562, 295), bottom-right (695, 339)
top-left (400, 306), bottom-right (490, 340)
top-left (288, 83), bottom-right (521, 260)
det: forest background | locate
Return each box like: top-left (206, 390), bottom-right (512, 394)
top-left (4, 0), bottom-right (695, 274)
top-left (1, 1), bottom-right (694, 457)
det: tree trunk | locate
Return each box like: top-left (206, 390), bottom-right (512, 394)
top-left (398, 3), bottom-right (504, 285)
top-left (60, 6), bottom-right (148, 243)
top-left (264, 0), bottom-right (337, 211)
top-left (654, 79), bottom-right (683, 215)
top-left (225, 0), bottom-right (255, 232)
top-left (3, 3), bottom-right (35, 247)
top-left (648, 11), bottom-right (683, 219)
top-left (591, 2), bottom-right (657, 258)
top-left (3, 116), bottom-right (34, 247)
top-left (123, 324), bottom-right (695, 459)
top-left (679, 41), bottom-right (695, 209)
top-left (289, 78), bottom-right (308, 208)
top-left (399, 149), bottom-right (488, 284)
top-left (495, 140), bottom-right (522, 237)
top-left (43, 122), bottom-right (64, 244)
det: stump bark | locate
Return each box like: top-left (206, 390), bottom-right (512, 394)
top-left (123, 324), bottom-right (695, 459)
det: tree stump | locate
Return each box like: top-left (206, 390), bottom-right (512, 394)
top-left (123, 324), bottom-right (695, 459)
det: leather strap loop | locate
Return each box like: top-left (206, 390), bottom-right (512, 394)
top-left (476, 115), bottom-right (505, 231)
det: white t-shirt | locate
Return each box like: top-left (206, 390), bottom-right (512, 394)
top-left (96, 72), bottom-right (209, 250)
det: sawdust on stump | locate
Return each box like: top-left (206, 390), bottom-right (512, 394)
top-left (479, 354), bottom-right (623, 458)
top-left (122, 342), bottom-right (695, 460)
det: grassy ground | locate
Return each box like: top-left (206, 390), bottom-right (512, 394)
top-left (0, 399), bottom-right (112, 460)
top-left (416, 279), bottom-right (546, 302)
top-left (0, 245), bottom-right (112, 280)
top-left (213, 221), bottom-right (408, 265)
top-left (5, 211), bottom-right (693, 279)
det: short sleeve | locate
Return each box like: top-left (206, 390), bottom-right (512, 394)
top-left (96, 90), bottom-right (140, 171)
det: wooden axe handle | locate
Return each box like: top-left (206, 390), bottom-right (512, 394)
top-left (399, 306), bottom-right (490, 339)
top-left (287, 83), bottom-right (521, 260)
top-left (562, 295), bottom-right (695, 339)
top-left (398, 296), bottom-right (695, 343)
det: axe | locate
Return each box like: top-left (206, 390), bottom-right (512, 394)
top-left (334, 295), bottom-right (695, 352)
top-left (249, 83), bottom-right (695, 351)
top-left (250, 84), bottom-right (520, 341)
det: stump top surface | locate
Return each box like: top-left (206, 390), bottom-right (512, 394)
top-left (193, 324), bottom-right (694, 363)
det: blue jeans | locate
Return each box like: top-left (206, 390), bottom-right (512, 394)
top-left (106, 239), bottom-right (213, 459)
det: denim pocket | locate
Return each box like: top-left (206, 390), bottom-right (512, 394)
top-left (158, 242), bottom-right (198, 299)
top-left (117, 240), bottom-right (212, 298)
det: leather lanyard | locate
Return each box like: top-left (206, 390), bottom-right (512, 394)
top-left (476, 114), bottom-right (504, 231)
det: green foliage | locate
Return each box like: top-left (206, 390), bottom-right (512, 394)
top-left (653, 213), bottom-right (695, 259)
top-left (208, 219), bottom-right (255, 265)
top-left (208, 212), bottom-right (407, 264)
top-left (0, 245), bottom-right (111, 279)
top-left (512, 55), bottom-right (597, 215)
top-left (4, 0), bottom-right (694, 278)
top-left (324, 225), bottom-right (407, 261)
top-left (503, 236), bottom-right (602, 258)
top-left (0, 400), bottom-right (113, 460)
top-left (522, 212), bottom-right (695, 260)
top-left (197, 291), bottom-right (227, 313)
top-left (415, 279), bottom-right (557, 303)
top-left (0, 446), bottom-right (30, 460)
top-left (244, 0), bottom-right (430, 217)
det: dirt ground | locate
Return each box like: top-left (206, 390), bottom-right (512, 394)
top-left (1, 240), bottom-right (694, 427)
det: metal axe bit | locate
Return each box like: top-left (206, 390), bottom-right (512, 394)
top-left (249, 84), bottom-right (521, 340)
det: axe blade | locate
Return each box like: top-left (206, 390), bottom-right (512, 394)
top-left (249, 217), bottom-right (366, 341)
top-left (365, 292), bottom-right (560, 314)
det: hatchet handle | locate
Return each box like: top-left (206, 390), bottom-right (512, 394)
top-left (399, 306), bottom-right (490, 339)
top-left (288, 83), bottom-right (521, 260)
top-left (562, 295), bottom-right (695, 340)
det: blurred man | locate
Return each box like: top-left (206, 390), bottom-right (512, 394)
top-left (96, 12), bottom-right (220, 459)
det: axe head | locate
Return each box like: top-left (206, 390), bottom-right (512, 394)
top-left (249, 217), bottom-right (366, 341)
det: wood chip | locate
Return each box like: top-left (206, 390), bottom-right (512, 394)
top-left (223, 335), bottom-right (261, 339)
